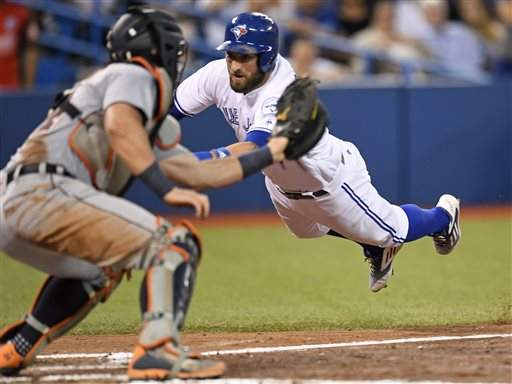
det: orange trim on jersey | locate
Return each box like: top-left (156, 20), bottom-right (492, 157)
top-left (68, 119), bottom-right (98, 188)
top-left (129, 56), bottom-right (166, 121)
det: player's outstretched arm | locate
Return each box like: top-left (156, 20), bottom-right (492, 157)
top-left (224, 141), bottom-right (257, 156)
top-left (193, 130), bottom-right (269, 160)
top-left (159, 137), bottom-right (287, 190)
top-left (194, 141), bottom-right (257, 160)
top-left (161, 77), bottom-right (328, 188)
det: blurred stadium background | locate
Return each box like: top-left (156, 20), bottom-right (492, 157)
top-left (1, 0), bottom-right (511, 214)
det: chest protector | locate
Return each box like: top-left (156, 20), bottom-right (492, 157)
top-left (68, 57), bottom-right (180, 195)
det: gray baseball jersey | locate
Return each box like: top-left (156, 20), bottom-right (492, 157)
top-left (0, 63), bottom-right (179, 278)
top-left (4, 63), bottom-right (157, 185)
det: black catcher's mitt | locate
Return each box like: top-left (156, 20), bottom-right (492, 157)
top-left (272, 77), bottom-right (328, 160)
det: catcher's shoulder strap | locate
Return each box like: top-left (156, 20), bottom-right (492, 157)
top-left (67, 58), bottom-right (174, 194)
top-left (130, 56), bottom-right (174, 123)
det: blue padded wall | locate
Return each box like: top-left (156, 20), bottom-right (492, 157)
top-left (1, 81), bottom-right (511, 214)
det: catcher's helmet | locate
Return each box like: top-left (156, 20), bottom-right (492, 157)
top-left (106, 7), bottom-right (188, 84)
top-left (216, 12), bottom-right (279, 73)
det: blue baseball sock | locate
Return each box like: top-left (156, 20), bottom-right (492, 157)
top-left (401, 204), bottom-right (450, 242)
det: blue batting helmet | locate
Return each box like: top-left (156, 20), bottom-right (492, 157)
top-left (216, 12), bottom-right (279, 73)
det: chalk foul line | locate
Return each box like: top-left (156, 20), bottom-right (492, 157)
top-left (32, 332), bottom-right (512, 361)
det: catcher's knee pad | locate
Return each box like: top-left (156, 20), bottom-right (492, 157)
top-left (138, 220), bottom-right (202, 347)
top-left (0, 271), bottom-right (123, 373)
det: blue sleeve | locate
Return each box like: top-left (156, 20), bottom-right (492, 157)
top-left (170, 95), bottom-right (195, 120)
top-left (193, 147), bottom-right (231, 161)
top-left (194, 151), bottom-right (213, 160)
top-left (245, 130), bottom-right (271, 147)
top-left (170, 104), bottom-right (187, 121)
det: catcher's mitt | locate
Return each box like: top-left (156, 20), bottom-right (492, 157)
top-left (272, 77), bottom-right (328, 160)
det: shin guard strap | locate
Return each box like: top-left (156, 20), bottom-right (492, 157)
top-left (24, 314), bottom-right (49, 335)
top-left (142, 311), bottom-right (173, 322)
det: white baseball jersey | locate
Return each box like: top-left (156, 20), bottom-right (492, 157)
top-left (174, 54), bottom-right (293, 141)
top-left (175, 55), bottom-right (409, 247)
top-left (175, 55), bottom-right (338, 192)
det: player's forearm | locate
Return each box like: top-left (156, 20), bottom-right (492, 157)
top-left (160, 138), bottom-right (287, 189)
top-left (225, 141), bottom-right (256, 156)
top-left (160, 154), bottom-right (244, 189)
top-left (193, 141), bottom-right (256, 161)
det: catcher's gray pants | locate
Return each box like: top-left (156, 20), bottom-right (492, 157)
top-left (0, 172), bottom-right (156, 279)
top-left (1, 168), bottom-right (200, 348)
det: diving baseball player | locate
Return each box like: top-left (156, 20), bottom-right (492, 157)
top-left (0, 7), bottom-right (314, 379)
top-left (171, 12), bottom-right (461, 293)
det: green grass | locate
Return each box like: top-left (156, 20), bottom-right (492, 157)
top-left (1, 219), bottom-right (510, 334)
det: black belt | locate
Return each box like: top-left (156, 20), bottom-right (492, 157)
top-left (280, 189), bottom-right (328, 200)
top-left (6, 163), bottom-right (75, 185)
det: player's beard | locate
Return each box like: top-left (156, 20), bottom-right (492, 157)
top-left (229, 70), bottom-right (266, 94)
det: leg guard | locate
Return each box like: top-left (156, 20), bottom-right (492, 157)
top-left (139, 219), bottom-right (201, 332)
top-left (138, 220), bottom-right (201, 345)
top-left (0, 270), bottom-right (123, 376)
top-left (128, 219), bottom-right (224, 380)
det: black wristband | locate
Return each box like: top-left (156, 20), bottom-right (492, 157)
top-left (138, 161), bottom-right (175, 198)
top-left (238, 146), bottom-right (274, 178)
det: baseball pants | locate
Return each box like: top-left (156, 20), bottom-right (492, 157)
top-left (0, 172), bottom-right (156, 278)
top-left (265, 141), bottom-right (409, 248)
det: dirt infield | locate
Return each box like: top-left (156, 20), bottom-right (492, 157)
top-left (4, 323), bottom-right (507, 383)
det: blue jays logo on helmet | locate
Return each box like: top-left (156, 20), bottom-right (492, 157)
top-left (230, 24), bottom-right (248, 41)
top-left (217, 12), bottom-right (279, 73)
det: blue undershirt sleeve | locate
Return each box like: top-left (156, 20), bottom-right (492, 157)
top-left (245, 130), bottom-right (271, 147)
top-left (194, 147), bottom-right (231, 161)
top-left (170, 104), bottom-right (187, 121)
top-left (194, 151), bottom-right (213, 160)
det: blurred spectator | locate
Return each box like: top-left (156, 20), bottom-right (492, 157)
top-left (195, 0), bottom-right (291, 49)
top-left (417, 0), bottom-right (485, 73)
top-left (495, 0), bottom-right (512, 73)
top-left (336, 0), bottom-right (373, 37)
top-left (457, 0), bottom-right (506, 68)
top-left (286, 0), bottom-right (338, 38)
top-left (352, 0), bottom-right (427, 73)
top-left (288, 38), bottom-right (347, 83)
top-left (194, 0), bottom-right (240, 49)
top-left (0, 0), bottom-right (39, 89)
top-left (394, 0), bottom-right (431, 39)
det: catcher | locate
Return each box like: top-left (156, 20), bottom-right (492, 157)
top-left (0, 7), bottom-right (324, 379)
top-left (171, 11), bottom-right (461, 294)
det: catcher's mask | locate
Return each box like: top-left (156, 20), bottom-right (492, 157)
top-left (106, 6), bottom-right (188, 85)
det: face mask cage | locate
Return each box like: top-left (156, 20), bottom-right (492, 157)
top-left (143, 10), bottom-right (188, 85)
top-left (173, 39), bottom-right (188, 85)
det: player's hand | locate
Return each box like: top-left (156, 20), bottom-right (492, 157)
top-left (267, 136), bottom-right (289, 162)
top-left (164, 187), bottom-right (210, 219)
